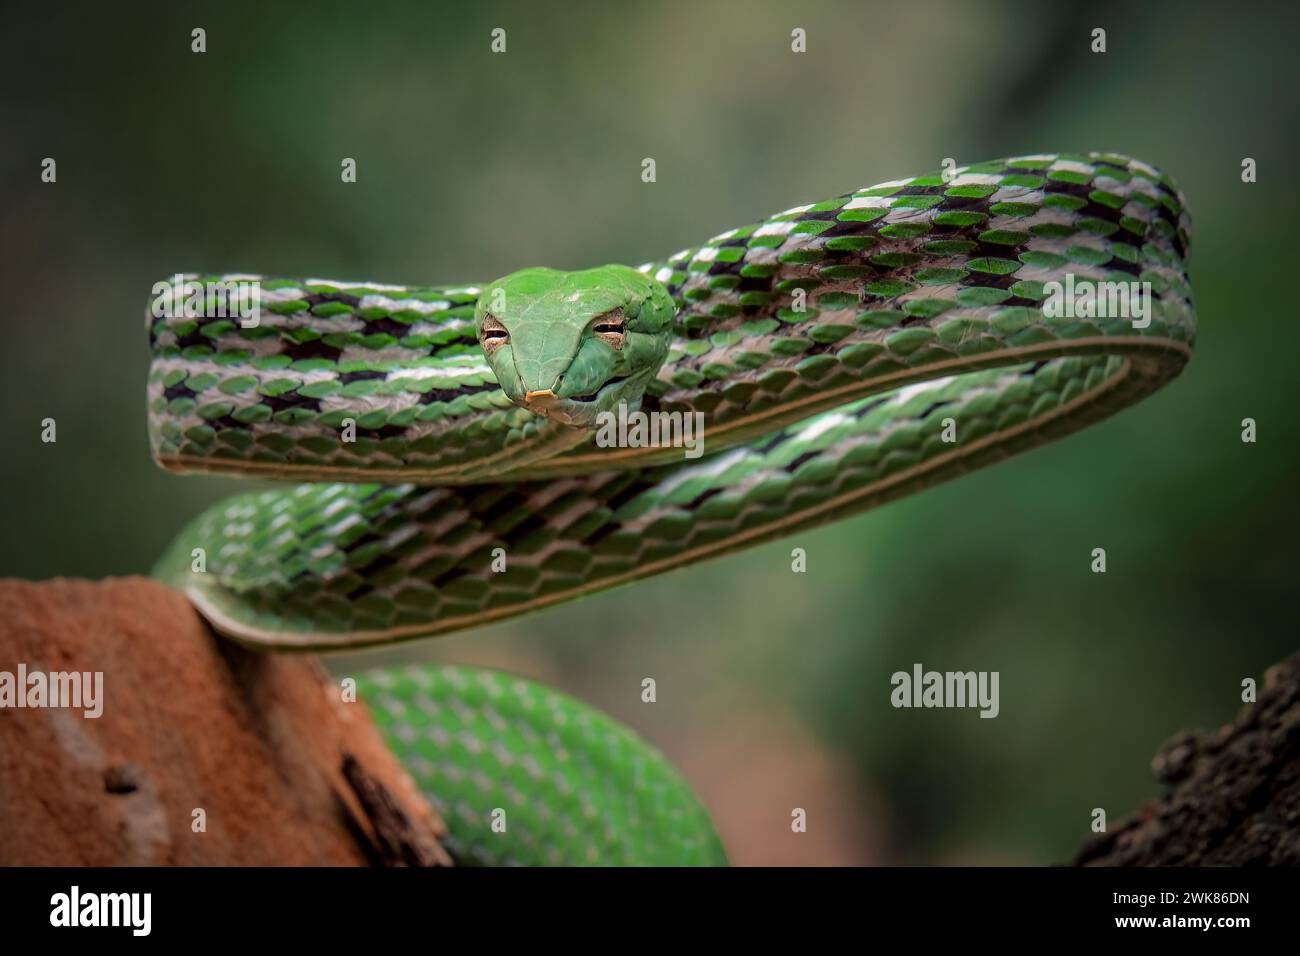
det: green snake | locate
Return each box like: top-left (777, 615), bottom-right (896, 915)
top-left (145, 153), bottom-right (1194, 866)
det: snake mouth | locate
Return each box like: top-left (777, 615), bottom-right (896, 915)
top-left (522, 374), bottom-right (640, 428)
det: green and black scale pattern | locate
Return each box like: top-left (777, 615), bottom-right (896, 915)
top-left (149, 153), bottom-right (1191, 483)
top-left (146, 153), bottom-right (1194, 866)
top-left (149, 152), bottom-right (1193, 647)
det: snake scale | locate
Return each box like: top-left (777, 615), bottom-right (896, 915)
top-left (145, 153), bottom-right (1194, 865)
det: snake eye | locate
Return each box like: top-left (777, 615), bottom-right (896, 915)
top-left (480, 315), bottom-right (509, 355)
top-left (592, 309), bottom-right (626, 350)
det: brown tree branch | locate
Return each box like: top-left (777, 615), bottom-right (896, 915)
top-left (1075, 651), bottom-right (1300, 866)
top-left (0, 578), bottom-right (449, 866)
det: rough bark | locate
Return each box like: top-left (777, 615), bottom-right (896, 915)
top-left (0, 577), bottom-right (449, 866)
top-left (1075, 651), bottom-right (1300, 866)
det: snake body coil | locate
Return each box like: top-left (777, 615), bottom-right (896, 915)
top-left (146, 153), bottom-right (1194, 865)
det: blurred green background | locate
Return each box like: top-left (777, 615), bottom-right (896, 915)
top-left (2, 0), bottom-right (1296, 864)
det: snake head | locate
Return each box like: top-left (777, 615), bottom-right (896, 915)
top-left (474, 264), bottom-right (675, 428)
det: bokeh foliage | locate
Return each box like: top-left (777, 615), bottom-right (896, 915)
top-left (2, 0), bottom-right (1296, 863)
